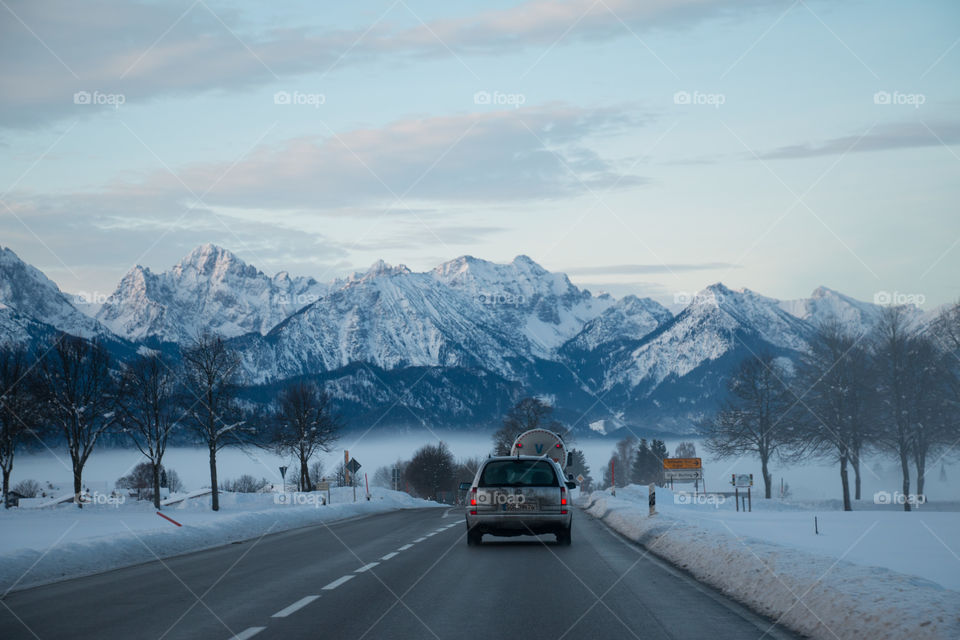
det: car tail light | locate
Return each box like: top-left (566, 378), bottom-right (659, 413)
top-left (560, 486), bottom-right (568, 514)
top-left (515, 442), bottom-right (522, 448)
top-left (470, 487), bottom-right (477, 514)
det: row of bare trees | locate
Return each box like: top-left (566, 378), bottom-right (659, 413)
top-left (703, 303), bottom-right (960, 510)
top-left (0, 331), bottom-right (339, 510)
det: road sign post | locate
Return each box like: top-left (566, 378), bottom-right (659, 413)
top-left (731, 473), bottom-right (753, 512)
top-left (346, 459), bottom-right (361, 502)
top-left (664, 458), bottom-right (703, 494)
top-left (279, 466), bottom-right (288, 495)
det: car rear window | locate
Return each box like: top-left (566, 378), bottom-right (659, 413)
top-left (478, 460), bottom-right (559, 487)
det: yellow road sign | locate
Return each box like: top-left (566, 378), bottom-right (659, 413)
top-left (663, 458), bottom-right (702, 470)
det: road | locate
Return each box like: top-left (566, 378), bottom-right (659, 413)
top-left (0, 506), bottom-right (798, 640)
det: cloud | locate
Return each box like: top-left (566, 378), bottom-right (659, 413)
top-left (761, 121), bottom-right (960, 160)
top-left (564, 262), bottom-right (740, 275)
top-left (0, 0), bottom-right (775, 129)
top-left (1, 105), bottom-right (644, 284)
top-left (23, 105), bottom-right (647, 215)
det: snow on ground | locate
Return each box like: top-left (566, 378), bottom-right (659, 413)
top-left (0, 487), bottom-right (439, 594)
top-left (583, 485), bottom-right (960, 640)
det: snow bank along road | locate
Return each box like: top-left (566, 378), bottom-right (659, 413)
top-left (0, 506), bottom-right (797, 640)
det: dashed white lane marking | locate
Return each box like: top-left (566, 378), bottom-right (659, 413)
top-left (272, 596), bottom-right (320, 618)
top-left (413, 537), bottom-right (426, 543)
top-left (323, 575), bottom-right (356, 590)
top-left (425, 532), bottom-right (437, 537)
top-left (398, 544), bottom-right (414, 550)
top-left (231, 627), bottom-right (265, 640)
top-left (355, 562), bottom-right (380, 573)
top-left (381, 551), bottom-right (399, 560)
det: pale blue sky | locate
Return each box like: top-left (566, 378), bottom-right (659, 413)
top-left (1, 0), bottom-right (957, 307)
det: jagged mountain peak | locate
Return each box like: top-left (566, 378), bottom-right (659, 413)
top-left (172, 243), bottom-right (258, 279)
top-left (511, 254), bottom-right (548, 274)
top-left (0, 245), bottom-right (108, 338)
top-left (96, 244), bottom-right (327, 343)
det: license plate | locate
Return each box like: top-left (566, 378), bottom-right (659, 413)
top-left (504, 501), bottom-right (537, 511)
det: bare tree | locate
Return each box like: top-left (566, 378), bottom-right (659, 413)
top-left (872, 307), bottom-right (925, 511)
top-left (674, 441), bottom-right (697, 459)
top-left (491, 397), bottom-right (563, 455)
top-left (35, 336), bottom-right (117, 506)
top-left (405, 442), bottom-right (455, 500)
top-left (901, 335), bottom-right (951, 500)
top-left (929, 302), bottom-right (960, 484)
top-left (702, 353), bottom-right (797, 499)
top-left (270, 381), bottom-right (339, 491)
top-left (603, 435), bottom-right (636, 488)
top-left (0, 345), bottom-right (38, 505)
top-left (795, 321), bottom-right (873, 510)
top-left (117, 353), bottom-right (179, 508)
top-left (180, 332), bottom-right (244, 511)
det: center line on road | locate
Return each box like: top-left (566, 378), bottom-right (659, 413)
top-left (272, 595), bottom-right (320, 618)
top-left (323, 575), bottom-right (356, 590)
top-left (355, 562), bottom-right (380, 572)
top-left (230, 627), bottom-right (265, 640)
top-left (398, 544), bottom-right (413, 550)
top-left (425, 532), bottom-right (437, 537)
top-left (413, 537), bottom-right (426, 543)
top-left (381, 551), bottom-right (399, 560)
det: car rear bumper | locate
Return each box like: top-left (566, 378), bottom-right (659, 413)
top-left (466, 511), bottom-right (571, 536)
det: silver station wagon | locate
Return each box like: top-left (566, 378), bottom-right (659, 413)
top-left (463, 456), bottom-right (574, 545)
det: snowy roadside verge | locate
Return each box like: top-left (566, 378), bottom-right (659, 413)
top-left (0, 489), bottom-right (440, 594)
top-left (583, 488), bottom-right (960, 640)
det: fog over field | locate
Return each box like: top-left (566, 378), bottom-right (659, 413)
top-left (12, 433), bottom-right (958, 504)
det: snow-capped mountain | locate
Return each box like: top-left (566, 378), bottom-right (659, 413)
top-left (561, 295), bottom-right (672, 356)
top-left (599, 284), bottom-right (813, 398)
top-left (1, 243), bottom-right (937, 432)
top-left (0, 246), bottom-right (108, 338)
top-left (96, 244), bottom-right (327, 343)
top-left (238, 260), bottom-right (530, 383)
top-left (430, 255), bottom-right (614, 357)
top-left (779, 286), bottom-right (884, 332)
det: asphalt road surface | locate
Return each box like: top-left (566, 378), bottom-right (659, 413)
top-left (0, 506), bottom-right (798, 640)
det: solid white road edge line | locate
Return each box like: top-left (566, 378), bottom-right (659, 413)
top-left (322, 575), bottom-right (356, 590)
top-left (230, 627), bottom-right (265, 640)
top-left (271, 595), bottom-right (320, 618)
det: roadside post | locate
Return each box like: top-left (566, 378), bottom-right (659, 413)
top-left (611, 460), bottom-right (615, 496)
top-left (279, 466), bottom-right (288, 496)
top-left (648, 483), bottom-right (656, 516)
top-left (365, 473), bottom-right (370, 500)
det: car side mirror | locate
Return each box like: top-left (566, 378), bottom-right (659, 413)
top-left (458, 482), bottom-right (472, 491)
top-left (565, 481), bottom-right (577, 489)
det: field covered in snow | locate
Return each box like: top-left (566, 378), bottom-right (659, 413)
top-left (584, 485), bottom-right (960, 640)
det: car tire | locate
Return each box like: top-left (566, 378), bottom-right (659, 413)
top-left (467, 529), bottom-right (482, 546)
top-left (556, 526), bottom-right (572, 546)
